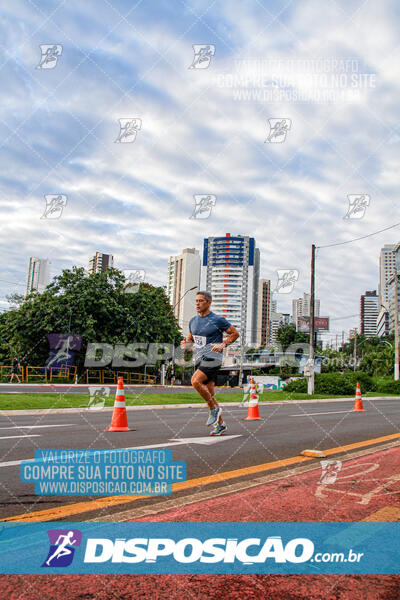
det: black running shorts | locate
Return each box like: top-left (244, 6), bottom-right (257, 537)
top-left (195, 358), bottom-right (221, 383)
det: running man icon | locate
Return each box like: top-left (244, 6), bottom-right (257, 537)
top-left (42, 529), bottom-right (82, 568)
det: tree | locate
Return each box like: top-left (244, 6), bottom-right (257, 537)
top-left (6, 293), bottom-right (25, 309)
top-left (276, 324), bottom-right (297, 351)
top-left (276, 323), bottom-right (319, 352)
top-left (0, 267), bottom-right (181, 370)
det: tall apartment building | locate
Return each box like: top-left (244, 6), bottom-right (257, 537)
top-left (202, 234), bottom-right (260, 345)
top-left (269, 311), bottom-right (290, 344)
top-left (377, 303), bottom-right (389, 337)
top-left (167, 248), bottom-right (200, 336)
top-left (88, 252), bottom-right (114, 274)
top-left (292, 292), bottom-right (320, 329)
top-left (379, 244), bottom-right (397, 306)
top-left (386, 242), bottom-right (400, 335)
top-left (25, 257), bottom-right (51, 296)
top-left (256, 279), bottom-right (271, 347)
top-left (360, 290), bottom-right (379, 337)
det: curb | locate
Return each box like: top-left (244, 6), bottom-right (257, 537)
top-left (0, 396), bottom-right (398, 416)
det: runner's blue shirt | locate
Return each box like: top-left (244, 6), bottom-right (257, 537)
top-left (189, 311), bottom-right (231, 364)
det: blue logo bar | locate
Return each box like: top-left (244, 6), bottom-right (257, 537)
top-left (0, 523), bottom-right (399, 574)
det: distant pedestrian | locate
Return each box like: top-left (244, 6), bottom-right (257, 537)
top-left (9, 355), bottom-right (22, 383)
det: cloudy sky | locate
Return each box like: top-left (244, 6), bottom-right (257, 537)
top-left (1, 0), bottom-right (399, 345)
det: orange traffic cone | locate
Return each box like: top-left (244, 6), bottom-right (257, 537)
top-left (104, 377), bottom-right (135, 431)
top-left (353, 381), bottom-right (364, 412)
top-left (245, 379), bottom-right (263, 420)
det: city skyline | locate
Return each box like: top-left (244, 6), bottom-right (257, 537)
top-left (4, 236), bottom-right (399, 347)
top-left (1, 1), bottom-right (399, 351)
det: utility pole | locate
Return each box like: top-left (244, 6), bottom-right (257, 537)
top-left (307, 244), bottom-right (316, 394)
top-left (353, 327), bottom-right (357, 371)
top-left (238, 325), bottom-right (246, 387)
top-left (394, 265), bottom-right (399, 380)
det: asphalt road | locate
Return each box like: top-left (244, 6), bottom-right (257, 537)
top-left (0, 397), bottom-right (399, 520)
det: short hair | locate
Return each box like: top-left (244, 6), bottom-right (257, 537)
top-left (197, 290), bottom-right (212, 302)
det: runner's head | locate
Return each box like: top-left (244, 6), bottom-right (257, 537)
top-left (196, 291), bottom-right (212, 314)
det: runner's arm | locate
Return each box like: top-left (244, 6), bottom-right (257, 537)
top-left (180, 332), bottom-right (194, 349)
top-left (211, 325), bottom-right (239, 352)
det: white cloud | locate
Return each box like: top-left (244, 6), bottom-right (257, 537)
top-left (0, 0), bottom-right (399, 342)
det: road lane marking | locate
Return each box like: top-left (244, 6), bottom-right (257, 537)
top-left (290, 411), bottom-right (352, 417)
top-left (362, 506), bottom-right (400, 522)
top-left (0, 425), bottom-right (74, 430)
top-left (0, 435), bottom-right (242, 470)
top-left (4, 432), bottom-right (400, 523)
top-left (0, 435), bottom-right (41, 441)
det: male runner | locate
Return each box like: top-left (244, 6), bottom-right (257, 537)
top-left (181, 291), bottom-right (239, 435)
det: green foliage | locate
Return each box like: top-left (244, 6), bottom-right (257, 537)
top-left (284, 371), bottom-right (376, 395)
top-left (284, 377), bottom-right (307, 392)
top-left (341, 334), bottom-right (394, 377)
top-left (276, 323), bottom-right (323, 353)
top-left (375, 379), bottom-right (400, 394)
top-left (276, 324), bottom-right (298, 351)
top-left (0, 267), bottom-right (181, 370)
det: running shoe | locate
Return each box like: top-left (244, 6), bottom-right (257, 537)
top-left (206, 406), bottom-right (222, 427)
top-left (210, 422), bottom-right (227, 436)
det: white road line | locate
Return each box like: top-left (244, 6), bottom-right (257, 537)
top-left (290, 410), bottom-right (352, 417)
top-left (0, 425), bottom-right (74, 430)
top-left (0, 435), bottom-right (41, 440)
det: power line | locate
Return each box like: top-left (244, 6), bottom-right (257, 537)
top-left (0, 279), bottom-right (25, 287)
top-left (317, 221), bottom-right (400, 249)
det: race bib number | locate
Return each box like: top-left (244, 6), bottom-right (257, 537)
top-left (193, 335), bottom-right (206, 348)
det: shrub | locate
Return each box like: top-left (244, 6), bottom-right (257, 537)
top-left (284, 378), bottom-right (307, 393)
top-left (376, 379), bottom-right (400, 394)
top-left (284, 371), bottom-right (375, 395)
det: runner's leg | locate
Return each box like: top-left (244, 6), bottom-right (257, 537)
top-left (205, 380), bottom-right (223, 424)
top-left (191, 369), bottom-right (217, 409)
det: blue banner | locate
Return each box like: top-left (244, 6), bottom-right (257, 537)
top-left (0, 522), bottom-right (399, 574)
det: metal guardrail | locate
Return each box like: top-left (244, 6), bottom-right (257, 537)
top-left (25, 365), bottom-right (77, 383)
top-left (0, 365), bottom-right (24, 381)
top-left (85, 370), bottom-right (157, 385)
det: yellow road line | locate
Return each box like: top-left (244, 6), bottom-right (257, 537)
top-left (5, 432), bottom-right (400, 523)
top-left (362, 506), bottom-right (400, 522)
